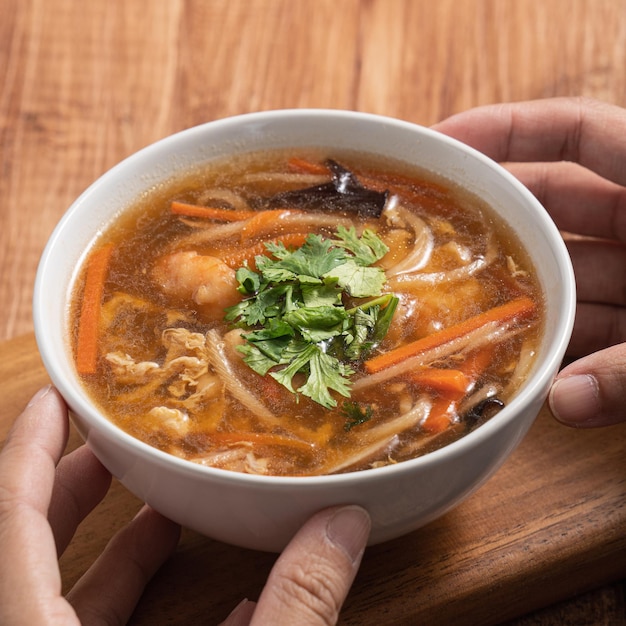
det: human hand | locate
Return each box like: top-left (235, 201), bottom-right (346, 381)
top-left (0, 385), bottom-right (181, 625)
top-left (219, 504), bottom-right (370, 626)
top-left (0, 387), bottom-right (370, 625)
top-left (433, 97), bottom-right (626, 428)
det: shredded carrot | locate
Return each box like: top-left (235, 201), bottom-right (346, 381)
top-left (365, 297), bottom-right (536, 374)
top-left (458, 344), bottom-right (496, 379)
top-left (75, 244), bottom-right (114, 375)
top-left (416, 345), bottom-right (499, 434)
top-left (220, 232), bottom-right (309, 269)
top-left (421, 397), bottom-right (455, 434)
top-left (171, 201), bottom-right (257, 221)
top-left (409, 368), bottom-right (470, 395)
top-left (355, 167), bottom-right (450, 197)
top-left (240, 209), bottom-right (299, 241)
top-left (357, 175), bottom-right (453, 214)
top-left (287, 156), bottom-right (330, 175)
top-left (416, 345), bottom-right (498, 434)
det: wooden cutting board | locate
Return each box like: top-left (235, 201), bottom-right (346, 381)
top-left (1, 333), bottom-right (625, 625)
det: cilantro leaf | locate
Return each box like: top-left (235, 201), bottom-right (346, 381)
top-left (299, 349), bottom-right (353, 408)
top-left (269, 342), bottom-right (318, 395)
top-left (300, 279), bottom-right (342, 307)
top-left (263, 240), bottom-right (292, 260)
top-left (238, 342), bottom-right (279, 376)
top-left (225, 227), bottom-right (398, 410)
top-left (283, 305), bottom-right (347, 335)
top-left (262, 234), bottom-right (347, 282)
top-left (234, 267), bottom-right (261, 294)
top-left (225, 284), bottom-right (290, 326)
top-left (371, 293), bottom-right (399, 343)
top-left (246, 318), bottom-right (294, 341)
top-left (334, 226), bottom-right (389, 265)
top-left (344, 306), bottom-right (378, 360)
top-left (343, 294), bottom-right (400, 360)
top-left (341, 401), bottom-right (373, 431)
top-left (324, 260), bottom-right (387, 298)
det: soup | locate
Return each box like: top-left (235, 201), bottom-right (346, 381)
top-left (71, 150), bottom-right (543, 476)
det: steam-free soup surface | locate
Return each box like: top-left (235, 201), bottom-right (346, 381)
top-left (72, 150), bottom-right (543, 476)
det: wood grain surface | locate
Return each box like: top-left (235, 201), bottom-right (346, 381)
top-left (1, 0), bottom-right (626, 623)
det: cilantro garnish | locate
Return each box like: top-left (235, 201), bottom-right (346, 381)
top-left (341, 401), bottom-right (374, 431)
top-left (225, 227), bottom-right (399, 409)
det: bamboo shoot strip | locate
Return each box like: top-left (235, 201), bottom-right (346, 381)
top-left (207, 430), bottom-right (316, 452)
top-left (75, 244), bottom-right (114, 375)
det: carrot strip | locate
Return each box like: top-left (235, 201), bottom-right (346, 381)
top-left (355, 167), bottom-right (450, 197)
top-left (287, 156), bottom-right (330, 175)
top-left (75, 244), bottom-right (114, 375)
top-left (409, 368), bottom-right (470, 395)
top-left (240, 209), bottom-right (300, 241)
top-left (171, 201), bottom-right (257, 221)
top-left (220, 232), bottom-right (308, 269)
top-left (365, 297), bottom-right (536, 374)
top-left (357, 175), bottom-right (454, 215)
top-left (417, 346), bottom-right (499, 434)
top-left (458, 344), bottom-right (496, 379)
top-left (421, 398), bottom-right (455, 434)
top-left (417, 344), bottom-right (498, 434)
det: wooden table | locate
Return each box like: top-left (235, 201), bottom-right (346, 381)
top-left (1, 1), bottom-right (625, 623)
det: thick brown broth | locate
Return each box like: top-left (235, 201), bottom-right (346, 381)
top-left (71, 149), bottom-right (544, 476)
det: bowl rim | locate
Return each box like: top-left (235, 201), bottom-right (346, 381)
top-left (33, 108), bottom-right (577, 487)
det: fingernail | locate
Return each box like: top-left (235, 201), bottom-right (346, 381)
top-left (326, 506), bottom-right (371, 563)
top-left (26, 384), bottom-right (52, 408)
top-left (222, 598), bottom-right (256, 625)
top-left (549, 374), bottom-right (601, 427)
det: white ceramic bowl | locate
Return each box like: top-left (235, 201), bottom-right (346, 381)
top-left (33, 110), bottom-right (576, 552)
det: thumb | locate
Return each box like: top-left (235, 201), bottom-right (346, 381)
top-left (250, 505), bottom-right (370, 626)
top-left (548, 344), bottom-right (626, 427)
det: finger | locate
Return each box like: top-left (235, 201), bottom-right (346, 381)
top-left (250, 505), bottom-right (370, 626)
top-left (565, 238), bottom-right (626, 307)
top-left (504, 161), bottom-right (626, 242)
top-left (48, 445), bottom-right (112, 556)
top-left (67, 505), bottom-right (180, 625)
top-left (0, 387), bottom-right (80, 624)
top-left (0, 386), bottom-right (68, 512)
top-left (567, 302), bottom-right (626, 358)
top-left (549, 343), bottom-right (626, 427)
top-left (433, 97), bottom-right (626, 188)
